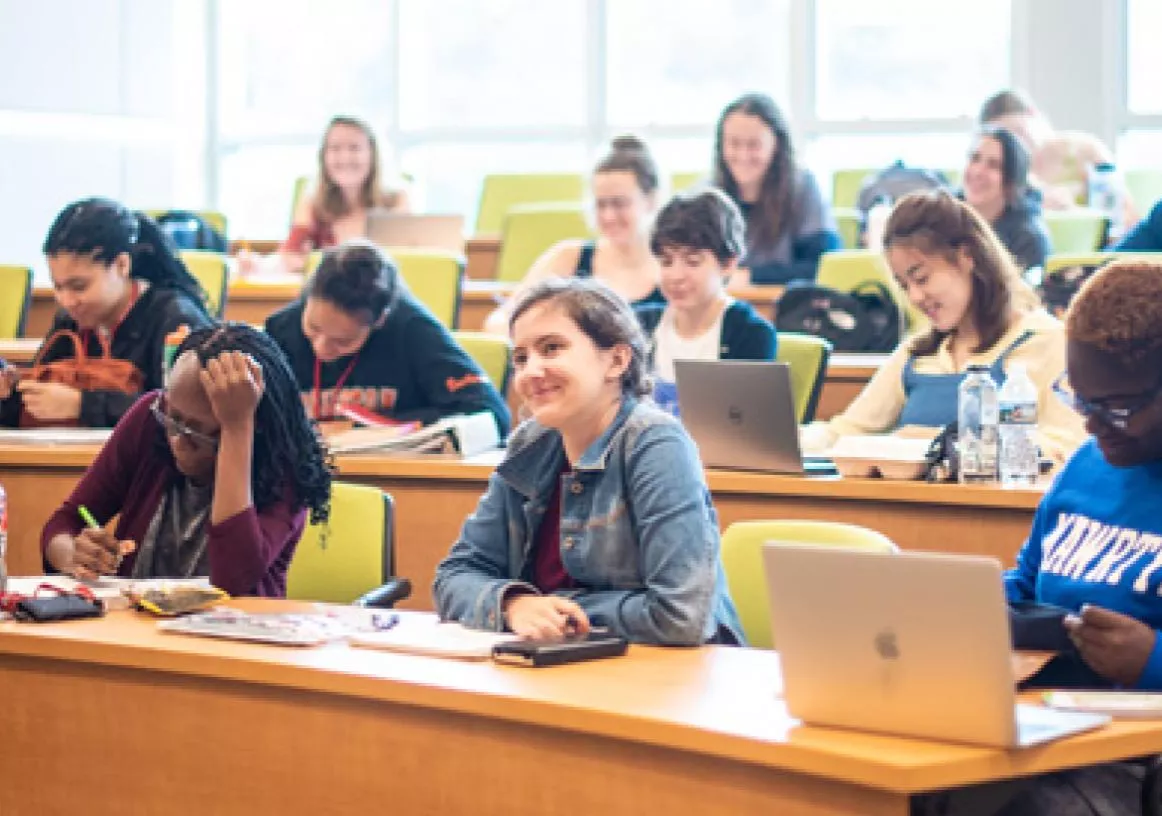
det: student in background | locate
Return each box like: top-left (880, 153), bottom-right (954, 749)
top-left (483, 135), bottom-right (664, 336)
top-left (917, 261), bottom-right (1162, 815)
top-left (634, 188), bottom-right (777, 413)
top-left (41, 324), bottom-right (332, 597)
top-left (960, 127), bottom-right (1051, 271)
top-left (435, 278), bottom-right (744, 646)
top-left (802, 190), bottom-right (1085, 463)
top-left (712, 93), bottom-right (840, 285)
top-left (1116, 197), bottom-right (1162, 251)
top-left (280, 115), bottom-right (410, 274)
top-left (265, 240), bottom-right (510, 435)
top-left (979, 89), bottom-right (1137, 223)
top-left (0, 198), bottom-right (213, 428)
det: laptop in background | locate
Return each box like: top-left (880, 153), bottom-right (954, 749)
top-left (762, 545), bottom-right (1109, 748)
top-left (366, 212), bottom-right (465, 253)
top-left (674, 360), bottom-right (835, 476)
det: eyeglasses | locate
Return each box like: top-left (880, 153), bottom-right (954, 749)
top-left (1052, 373), bottom-right (1162, 431)
top-left (150, 395), bottom-right (219, 450)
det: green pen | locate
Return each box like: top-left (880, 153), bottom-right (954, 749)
top-left (78, 506), bottom-right (100, 530)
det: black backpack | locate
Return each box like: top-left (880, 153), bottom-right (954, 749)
top-left (1035, 262), bottom-right (1105, 318)
top-left (775, 280), bottom-right (903, 352)
top-left (855, 161), bottom-right (950, 215)
top-left (154, 210), bottom-right (227, 253)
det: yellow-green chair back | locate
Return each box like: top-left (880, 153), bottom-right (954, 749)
top-left (832, 206), bottom-right (861, 249)
top-left (286, 482), bottom-right (394, 603)
top-left (454, 331), bottom-right (512, 394)
top-left (775, 333), bottom-right (831, 423)
top-left (392, 249), bottom-right (464, 328)
top-left (831, 168), bottom-right (877, 209)
top-left (1126, 169), bottom-right (1162, 212)
top-left (816, 249), bottom-right (914, 335)
top-left (306, 249), bottom-right (463, 329)
top-left (1044, 210), bottom-right (1108, 253)
top-left (0, 265), bottom-right (32, 339)
top-left (1043, 252), bottom-right (1115, 277)
top-left (670, 171), bottom-right (704, 193)
top-left (179, 250), bottom-right (228, 319)
top-left (145, 209), bottom-right (228, 237)
top-left (291, 176), bottom-right (312, 224)
top-left (495, 203), bottom-right (592, 283)
top-left (475, 173), bottom-right (586, 235)
top-left (722, 520), bottom-right (897, 649)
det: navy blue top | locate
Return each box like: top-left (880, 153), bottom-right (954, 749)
top-left (575, 240), bottom-right (666, 307)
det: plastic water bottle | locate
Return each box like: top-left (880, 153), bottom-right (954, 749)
top-left (0, 482), bottom-right (7, 595)
top-left (1087, 162), bottom-right (1124, 242)
top-left (999, 363), bottom-right (1039, 486)
top-left (958, 365), bottom-right (999, 484)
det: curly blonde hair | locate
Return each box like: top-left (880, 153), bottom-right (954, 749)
top-left (1067, 259), bottom-right (1162, 367)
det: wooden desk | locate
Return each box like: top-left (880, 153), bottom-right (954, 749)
top-left (2, 601), bottom-right (1158, 815)
top-left (466, 234), bottom-right (501, 280)
top-left (819, 353), bottom-right (886, 419)
top-left (0, 447), bottom-right (1042, 609)
top-left (0, 338), bottom-right (40, 366)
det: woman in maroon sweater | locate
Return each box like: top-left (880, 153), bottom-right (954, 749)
top-left (41, 324), bottom-right (332, 596)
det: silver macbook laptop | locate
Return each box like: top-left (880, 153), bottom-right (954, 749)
top-left (674, 360), bottom-right (834, 476)
top-left (366, 212), bottom-right (465, 252)
top-left (762, 545), bottom-right (1109, 748)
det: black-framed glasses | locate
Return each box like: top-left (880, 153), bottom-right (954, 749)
top-left (1052, 373), bottom-right (1162, 431)
top-left (150, 395), bottom-right (219, 450)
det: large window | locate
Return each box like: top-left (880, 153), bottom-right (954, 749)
top-left (1126, 0), bottom-right (1162, 116)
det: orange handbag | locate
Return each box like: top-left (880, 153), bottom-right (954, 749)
top-left (19, 329), bottom-right (144, 428)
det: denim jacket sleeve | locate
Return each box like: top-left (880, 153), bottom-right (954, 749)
top-left (562, 423), bottom-right (717, 645)
top-left (432, 471), bottom-right (536, 631)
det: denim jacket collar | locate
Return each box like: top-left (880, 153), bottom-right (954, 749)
top-left (497, 397), bottom-right (638, 499)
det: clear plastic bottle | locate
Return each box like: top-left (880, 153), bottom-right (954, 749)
top-left (1087, 162), bottom-right (1124, 242)
top-left (998, 363), bottom-right (1039, 486)
top-left (958, 365), bottom-right (999, 484)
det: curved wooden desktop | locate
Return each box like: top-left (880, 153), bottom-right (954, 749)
top-left (0, 445), bottom-right (1042, 610)
top-left (1, 601), bottom-right (1159, 815)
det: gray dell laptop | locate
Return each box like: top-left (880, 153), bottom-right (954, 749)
top-left (674, 360), bottom-right (836, 476)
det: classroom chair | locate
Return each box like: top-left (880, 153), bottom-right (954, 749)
top-left (475, 173), bottom-right (586, 235)
top-left (306, 249), bottom-right (463, 329)
top-left (179, 250), bottom-right (229, 319)
top-left (286, 482), bottom-right (411, 607)
top-left (454, 331), bottom-right (512, 394)
top-left (831, 168), bottom-right (878, 209)
top-left (832, 206), bottom-right (862, 249)
top-left (670, 171), bottom-right (704, 193)
top-left (495, 203), bottom-right (592, 283)
top-left (1043, 252), bottom-right (1115, 277)
top-left (721, 520), bottom-right (897, 649)
top-left (291, 176), bottom-right (311, 224)
top-left (1126, 169), bottom-right (1162, 213)
top-left (0, 264), bottom-right (32, 339)
top-left (775, 333), bottom-right (831, 424)
top-left (1044, 210), bottom-right (1108, 253)
top-left (816, 249), bottom-right (923, 334)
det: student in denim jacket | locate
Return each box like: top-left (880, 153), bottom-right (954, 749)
top-left (434, 277), bottom-right (744, 646)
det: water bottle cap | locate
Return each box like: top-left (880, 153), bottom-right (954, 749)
top-left (966, 363), bottom-right (990, 372)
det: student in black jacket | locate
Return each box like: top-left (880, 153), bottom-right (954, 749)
top-left (635, 188), bottom-right (777, 413)
top-left (0, 198), bottom-right (214, 427)
top-left (265, 241), bottom-right (510, 436)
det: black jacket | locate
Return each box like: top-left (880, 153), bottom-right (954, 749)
top-left (634, 300), bottom-right (778, 363)
top-left (960, 189), bottom-right (1052, 271)
top-left (0, 286), bottom-right (212, 428)
top-left (265, 294), bottom-right (511, 436)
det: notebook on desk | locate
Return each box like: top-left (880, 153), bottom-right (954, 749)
top-left (762, 546), bottom-right (1110, 748)
top-left (674, 360), bottom-right (836, 476)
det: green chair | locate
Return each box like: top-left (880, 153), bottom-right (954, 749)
top-left (831, 168), bottom-right (877, 209)
top-left (286, 482), bottom-right (411, 606)
top-left (495, 203), bottom-right (592, 283)
top-left (816, 249), bottom-right (914, 335)
top-left (179, 250), bottom-right (228, 319)
top-left (775, 333), bottom-right (831, 424)
top-left (291, 176), bottom-right (311, 223)
top-left (1044, 252), bottom-right (1115, 277)
top-left (0, 265), bottom-right (32, 339)
top-left (832, 206), bottom-right (862, 249)
top-left (306, 249), bottom-right (463, 329)
top-left (1126, 169), bottom-right (1162, 213)
top-left (721, 520), bottom-right (897, 649)
top-left (670, 171), bottom-right (704, 193)
top-left (475, 173), bottom-right (585, 235)
top-left (454, 331), bottom-right (512, 394)
top-left (1044, 210), bottom-right (1108, 253)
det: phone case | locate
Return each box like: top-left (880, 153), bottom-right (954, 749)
top-left (491, 632), bottom-right (628, 667)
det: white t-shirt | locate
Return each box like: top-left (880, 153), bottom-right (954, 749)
top-left (653, 304), bottom-right (728, 383)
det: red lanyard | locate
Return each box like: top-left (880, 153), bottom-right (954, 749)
top-left (81, 279), bottom-right (141, 349)
top-left (312, 353), bottom-right (360, 420)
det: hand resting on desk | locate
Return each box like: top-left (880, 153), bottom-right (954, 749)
top-left (504, 594), bottom-right (590, 640)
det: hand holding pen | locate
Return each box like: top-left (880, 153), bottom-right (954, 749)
top-left (70, 506), bottom-right (137, 581)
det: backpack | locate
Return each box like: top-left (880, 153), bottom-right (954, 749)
top-left (775, 280), bottom-right (903, 352)
top-left (855, 161), bottom-right (950, 217)
top-left (154, 210), bottom-right (227, 253)
top-left (1036, 262), bottom-right (1104, 318)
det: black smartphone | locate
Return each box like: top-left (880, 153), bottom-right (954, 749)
top-left (492, 630), bottom-right (628, 667)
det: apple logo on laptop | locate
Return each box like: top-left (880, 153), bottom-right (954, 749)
top-left (728, 405), bottom-right (744, 425)
top-left (874, 629), bottom-right (899, 660)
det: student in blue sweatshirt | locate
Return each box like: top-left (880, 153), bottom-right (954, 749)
top-left (919, 259), bottom-right (1162, 815)
top-left (1116, 197), bottom-right (1162, 252)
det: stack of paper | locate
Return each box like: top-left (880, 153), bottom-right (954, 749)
top-left (327, 411), bottom-right (500, 457)
top-left (350, 618), bottom-right (518, 660)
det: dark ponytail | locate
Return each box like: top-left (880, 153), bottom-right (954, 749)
top-left (42, 197), bottom-right (209, 315)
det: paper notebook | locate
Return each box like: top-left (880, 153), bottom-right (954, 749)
top-left (327, 411), bottom-right (500, 457)
top-left (0, 429), bottom-right (113, 445)
top-left (1043, 691), bottom-right (1162, 719)
top-left (349, 619), bottom-right (518, 660)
